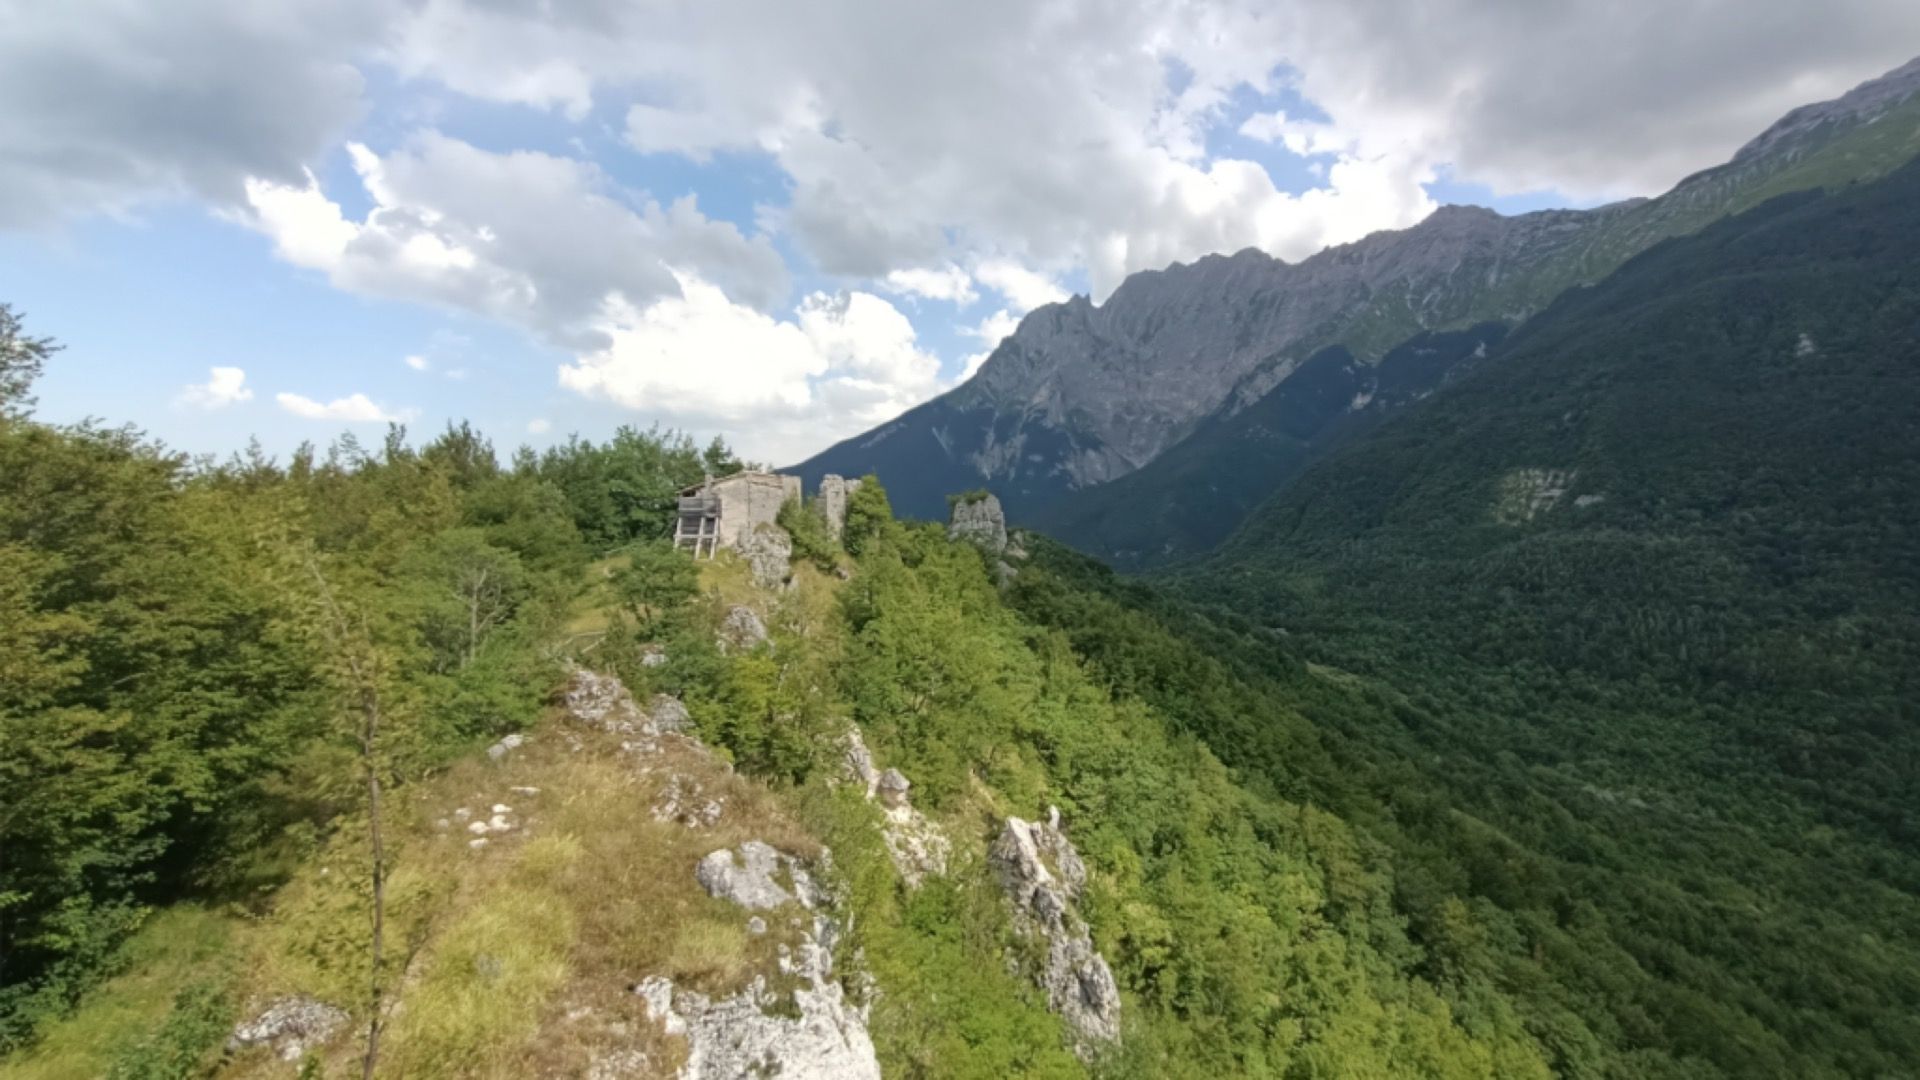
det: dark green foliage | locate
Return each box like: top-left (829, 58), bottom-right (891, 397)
top-left (828, 520), bottom-right (1551, 1077)
top-left (531, 426), bottom-right (713, 550)
top-left (613, 541), bottom-right (700, 636)
top-left (1126, 164), bottom-right (1920, 1077)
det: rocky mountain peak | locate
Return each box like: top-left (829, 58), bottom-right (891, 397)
top-left (1733, 55), bottom-right (1920, 165)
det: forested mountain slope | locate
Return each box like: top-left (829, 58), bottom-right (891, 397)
top-left (0, 341), bottom-right (1563, 1078)
top-left (1151, 155), bottom-right (1920, 1076)
top-left (797, 57), bottom-right (1920, 527)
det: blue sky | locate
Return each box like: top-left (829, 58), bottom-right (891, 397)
top-left (4, 0), bottom-right (1914, 464)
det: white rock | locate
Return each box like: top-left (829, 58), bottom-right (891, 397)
top-left (694, 841), bottom-right (821, 911)
top-left (635, 921), bottom-right (878, 1080)
top-left (228, 996), bottom-right (349, 1062)
top-left (989, 809), bottom-right (1121, 1055)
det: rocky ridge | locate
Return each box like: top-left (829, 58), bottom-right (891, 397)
top-left (794, 56), bottom-right (1920, 522)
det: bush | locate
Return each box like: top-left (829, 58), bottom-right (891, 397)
top-left (777, 495), bottom-right (838, 570)
top-left (843, 475), bottom-right (895, 557)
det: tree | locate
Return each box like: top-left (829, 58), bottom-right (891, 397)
top-left (614, 541), bottom-right (700, 636)
top-left (702, 434), bottom-right (742, 478)
top-left (0, 304), bottom-right (59, 419)
top-left (843, 474), bottom-right (894, 556)
top-left (396, 529), bottom-right (530, 673)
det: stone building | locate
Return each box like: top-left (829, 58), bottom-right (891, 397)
top-left (674, 471), bottom-right (802, 558)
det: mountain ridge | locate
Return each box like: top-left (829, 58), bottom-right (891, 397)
top-left (796, 55), bottom-right (1920, 528)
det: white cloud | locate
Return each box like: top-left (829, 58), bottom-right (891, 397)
top-left (974, 261), bottom-right (1068, 314)
top-left (883, 265), bottom-right (978, 305)
top-left (11, 0), bottom-right (1920, 461)
top-left (404, 354), bottom-right (430, 371)
top-left (527, 417), bottom-right (551, 434)
top-left (558, 272), bottom-right (941, 462)
top-left (241, 133), bottom-right (790, 347)
top-left (176, 366), bottom-right (254, 410)
top-left (443, 368), bottom-right (468, 381)
top-left (275, 391), bottom-right (414, 423)
top-left (0, 1), bottom-right (387, 228)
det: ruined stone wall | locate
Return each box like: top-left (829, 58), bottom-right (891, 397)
top-left (817, 474), bottom-right (862, 540)
top-left (712, 473), bottom-right (798, 550)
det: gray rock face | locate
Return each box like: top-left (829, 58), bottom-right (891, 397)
top-left (837, 726), bottom-right (948, 886)
top-left (948, 492), bottom-right (1009, 553)
top-left (228, 995), bottom-right (349, 1063)
top-left (646, 694), bottom-right (691, 734)
top-left (841, 726), bottom-right (880, 799)
top-left (793, 59), bottom-right (1920, 522)
top-left (695, 840), bottom-right (824, 911)
top-left (718, 605), bottom-right (769, 652)
top-left (563, 670), bottom-right (697, 760)
top-left (563, 669), bottom-right (648, 734)
top-left (743, 525), bottom-right (793, 590)
top-left (989, 809), bottom-right (1120, 1055)
top-left (647, 841), bottom-right (880, 1080)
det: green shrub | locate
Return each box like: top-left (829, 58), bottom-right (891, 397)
top-left (777, 495), bottom-right (838, 570)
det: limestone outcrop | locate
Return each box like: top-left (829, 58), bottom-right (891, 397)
top-left (838, 726), bottom-right (949, 886)
top-left (640, 840), bottom-right (879, 1080)
top-left (694, 840), bottom-right (824, 910)
top-left (989, 807), bottom-right (1121, 1055)
top-left (948, 492), bottom-right (1009, 554)
top-left (743, 525), bottom-right (793, 590)
top-left (227, 995), bottom-right (349, 1063)
top-left (718, 605), bottom-right (769, 652)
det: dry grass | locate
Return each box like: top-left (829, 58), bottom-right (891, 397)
top-left (218, 677), bottom-right (828, 1079)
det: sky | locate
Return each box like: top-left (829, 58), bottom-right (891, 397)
top-left (4, 1), bottom-right (1917, 465)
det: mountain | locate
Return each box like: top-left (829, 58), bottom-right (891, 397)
top-left (1155, 154), bottom-right (1920, 1076)
top-left (796, 56), bottom-right (1920, 536)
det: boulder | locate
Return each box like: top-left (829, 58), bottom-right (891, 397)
top-left (718, 606), bottom-right (769, 652)
top-left (647, 694), bottom-right (692, 734)
top-left (988, 809), bottom-right (1121, 1055)
top-left (228, 995), bottom-right (350, 1063)
top-left (694, 840), bottom-right (823, 911)
top-left (562, 669), bottom-right (647, 734)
